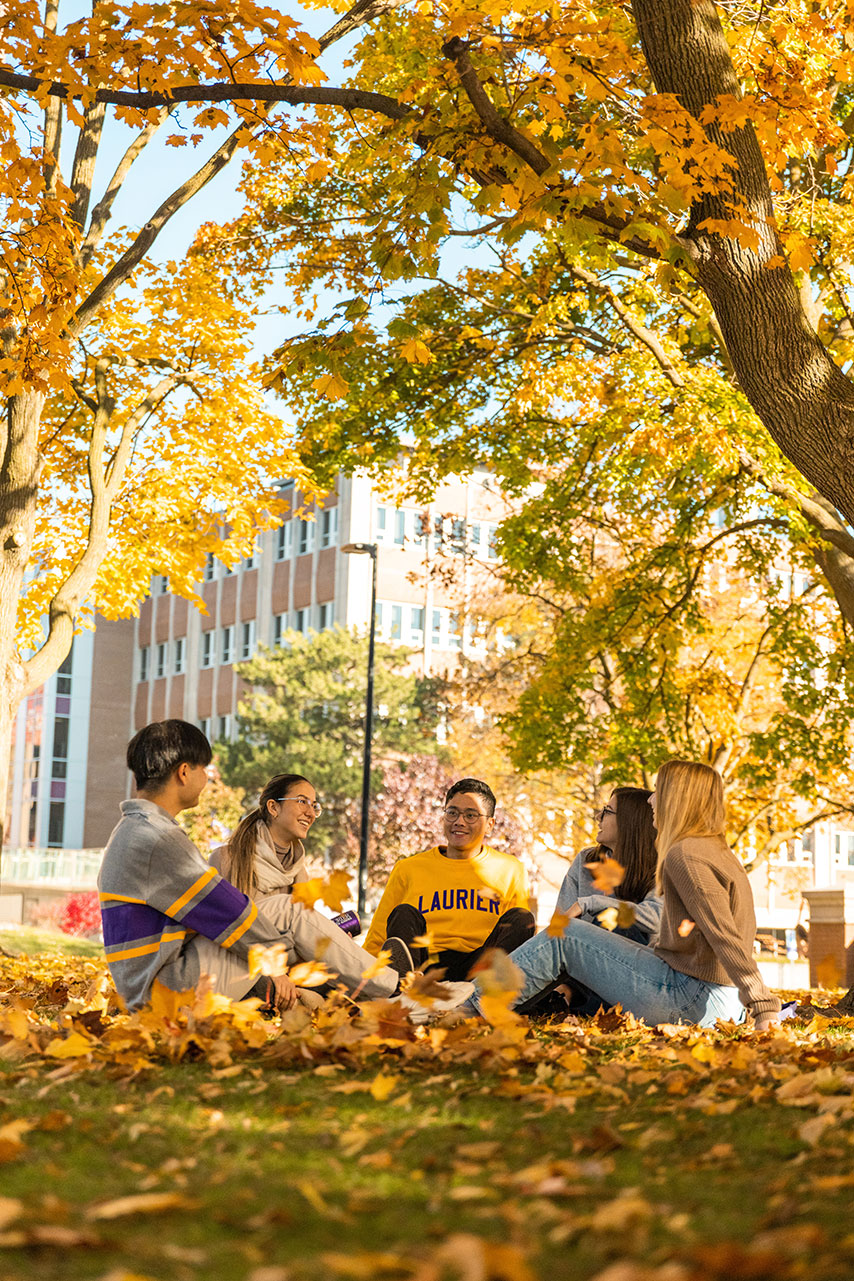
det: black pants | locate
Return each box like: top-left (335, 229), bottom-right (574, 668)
top-left (385, 903), bottom-right (536, 982)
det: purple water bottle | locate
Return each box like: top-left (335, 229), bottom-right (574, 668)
top-left (332, 910), bottom-right (361, 938)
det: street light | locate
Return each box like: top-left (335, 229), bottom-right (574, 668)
top-left (341, 541), bottom-right (378, 915)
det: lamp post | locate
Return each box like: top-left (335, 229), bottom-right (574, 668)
top-left (341, 541), bottom-right (378, 915)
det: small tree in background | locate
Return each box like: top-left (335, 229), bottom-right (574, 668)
top-left (219, 627), bottom-right (448, 862)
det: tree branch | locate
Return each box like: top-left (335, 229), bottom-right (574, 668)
top-left (80, 107), bottom-right (169, 267)
top-left (69, 99), bottom-right (106, 230)
top-left (567, 263), bottom-right (686, 388)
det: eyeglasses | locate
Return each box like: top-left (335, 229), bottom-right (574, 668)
top-left (596, 805), bottom-right (616, 820)
top-left (444, 807), bottom-right (488, 824)
top-left (277, 796), bottom-right (323, 816)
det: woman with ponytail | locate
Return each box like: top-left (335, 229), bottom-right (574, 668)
top-left (211, 774), bottom-right (314, 903)
top-left (495, 761), bottom-right (781, 1030)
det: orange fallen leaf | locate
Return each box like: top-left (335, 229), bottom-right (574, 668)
top-left (547, 910), bottom-right (571, 937)
top-left (678, 919), bottom-right (695, 938)
top-left (585, 856), bottom-right (625, 894)
top-left (291, 878), bottom-right (324, 909)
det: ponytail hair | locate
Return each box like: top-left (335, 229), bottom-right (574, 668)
top-left (223, 773), bottom-right (310, 895)
top-left (654, 759), bottom-right (725, 890)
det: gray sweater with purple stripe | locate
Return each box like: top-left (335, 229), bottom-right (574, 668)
top-left (98, 799), bottom-right (282, 1010)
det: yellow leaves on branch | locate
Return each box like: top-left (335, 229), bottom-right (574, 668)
top-left (399, 338), bottom-right (434, 364)
top-left (312, 372), bottom-right (350, 400)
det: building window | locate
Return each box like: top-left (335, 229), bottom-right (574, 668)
top-left (433, 515), bottom-right (445, 547)
top-left (155, 574), bottom-right (169, 594)
top-left (47, 801), bottom-right (65, 847)
top-left (203, 553), bottom-right (215, 582)
top-left (240, 620), bottom-right (256, 660)
top-left (294, 608), bottom-right (308, 634)
top-left (470, 522), bottom-right (483, 555)
top-left (409, 607), bottom-right (425, 644)
top-left (834, 833), bottom-right (854, 866)
top-left (318, 603), bottom-right (331, 630)
top-left (56, 650), bottom-right (72, 695)
top-left (414, 512), bottom-right (429, 546)
top-left (487, 525), bottom-right (499, 560)
top-left (394, 509), bottom-right (406, 546)
top-left (276, 523), bottom-right (293, 561)
top-left (320, 507), bottom-right (338, 549)
top-left (199, 717), bottom-right (211, 740)
top-left (201, 632), bottom-right (214, 668)
top-left (376, 505), bottom-right (389, 543)
top-left (156, 642), bottom-right (166, 678)
top-left (432, 608), bottom-right (442, 646)
top-left (390, 604), bottom-right (402, 640)
top-left (244, 544), bottom-right (257, 570)
top-left (221, 625), bottom-right (234, 664)
top-left (217, 715), bottom-right (232, 741)
top-left (273, 613), bottom-right (287, 646)
top-left (450, 518), bottom-right (466, 554)
top-left (174, 637), bottom-right (185, 674)
top-left (448, 612), bottom-right (463, 649)
top-left (139, 645), bottom-right (150, 682)
top-left (297, 519), bottom-right (315, 556)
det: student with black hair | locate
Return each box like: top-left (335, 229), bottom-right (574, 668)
top-left (98, 722), bottom-right (473, 1020)
top-left (364, 778), bottom-right (535, 981)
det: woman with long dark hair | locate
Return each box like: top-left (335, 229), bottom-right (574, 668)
top-left (555, 786), bottom-right (660, 941)
top-left (499, 761), bottom-right (781, 1029)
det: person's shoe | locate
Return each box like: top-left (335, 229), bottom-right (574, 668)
top-left (396, 980), bottom-right (475, 1025)
top-left (383, 936), bottom-right (415, 980)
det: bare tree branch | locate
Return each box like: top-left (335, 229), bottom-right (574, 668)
top-left (80, 108), bottom-right (169, 266)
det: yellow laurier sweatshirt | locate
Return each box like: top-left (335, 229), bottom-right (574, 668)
top-left (364, 845), bottom-right (529, 956)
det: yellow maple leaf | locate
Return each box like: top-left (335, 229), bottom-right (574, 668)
top-left (585, 856), bottom-right (625, 894)
top-left (320, 869), bottom-right (351, 913)
top-left (292, 878), bottom-right (324, 908)
top-left (616, 901), bottom-right (637, 930)
top-left (369, 1072), bottom-right (398, 1101)
top-left (289, 960), bottom-right (333, 989)
top-left (399, 338), bottom-right (434, 364)
top-left (312, 372), bottom-right (349, 400)
top-left (248, 941), bottom-right (291, 977)
top-left (43, 1031), bottom-right (94, 1059)
top-left (596, 907), bottom-right (619, 932)
top-left (547, 910), bottom-right (571, 938)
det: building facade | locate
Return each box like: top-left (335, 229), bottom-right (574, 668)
top-left (5, 470), bottom-right (509, 851)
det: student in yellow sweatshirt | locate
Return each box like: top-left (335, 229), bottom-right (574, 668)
top-left (364, 778), bottom-right (535, 981)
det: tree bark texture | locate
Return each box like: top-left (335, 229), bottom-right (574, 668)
top-left (633, 0), bottom-right (854, 529)
top-left (0, 392), bottom-right (44, 843)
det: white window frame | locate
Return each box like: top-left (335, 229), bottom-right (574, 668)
top-left (294, 608), bottom-right (308, 634)
top-left (174, 637), bottom-right (185, 674)
top-left (203, 553), bottom-right (216, 582)
top-left (297, 519), bottom-right (315, 556)
top-left (221, 625), bottom-right (234, 664)
top-left (199, 717), bottom-right (210, 740)
top-left (217, 714), bottom-right (232, 741)
top-left (320, 507), bottom-right (339, 549)
top-left (139, 645), bottom-right (149, 682)
top-left (240, 619), bottom-right (256, 660)
top-left (409, 606), bottom-right (425, 645)
top-left (276, 523), bottom-right (294, 561)
top-left (201, 632), bottom-right (214, 669)
top-left (155, 642), bottom-right (166, 678)
top-left (318, 602), bottom-right (332, 630)
top-left (273, 613), bottom-right (287, 646)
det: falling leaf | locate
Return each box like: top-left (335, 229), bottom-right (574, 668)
top-left (616, 902), bottom-right (637, 929)
top-left (585, 856), bottom-right (625, 894)
top-left (547, 910), bottom-right (571, 937)
top-left (248, 942), bottom-right (291, 977)
top-left (597, 907), bottom-right (619, 932)
top-left (412, 931), bottom-right (435, 949)
top-left (44, 1031), bottom-right (94, 1059)
top-left (291, 879), bottom-right (325, 909)
top-left (289, 960), bottom-right (333, 989)
top-left (321, 870), bottom-right (351, 913)
top-left (403, 970), bottom-right (454, 1006)
top-left (677, 919), bottom-right (695, 938)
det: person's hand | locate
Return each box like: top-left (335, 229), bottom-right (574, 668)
top-left (271, 974), bottom-right (299, 1012)
top-left (566, 901), bottom-right (583, 919)
top-left (753, 1013), bottom-right (781, 1032)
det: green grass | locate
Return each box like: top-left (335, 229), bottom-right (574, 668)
top-left (2, 1045), bottom-right (854, 1280)
top-left (0, 927), bottom-right (102, 958)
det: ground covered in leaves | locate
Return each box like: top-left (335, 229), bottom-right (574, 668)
top-left (2, 950), bottom-right (854, 1281)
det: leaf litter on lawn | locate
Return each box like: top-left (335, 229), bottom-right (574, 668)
top-left (2, 952), bottom-right (854, 1280)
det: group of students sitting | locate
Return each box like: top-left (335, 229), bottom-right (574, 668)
top-left (98, 719), bottom-right (781, 1030)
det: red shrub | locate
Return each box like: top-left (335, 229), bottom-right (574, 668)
top-left (58, 892), bottom-right (102, 940)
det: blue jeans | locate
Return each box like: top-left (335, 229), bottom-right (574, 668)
top-left (497, 921), bottom-right (746, 1028)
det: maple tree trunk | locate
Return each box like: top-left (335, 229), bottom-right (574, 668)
top-left (0, 391), bottom-right (45, 844)
top-left (633, 0), bottom-right (854, 528)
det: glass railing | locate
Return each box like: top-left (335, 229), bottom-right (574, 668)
top-left (0, 847), bottom-right (102, 887)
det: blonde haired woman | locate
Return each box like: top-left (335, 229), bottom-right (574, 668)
top-left (507, 760), bottom-right (781, 1029)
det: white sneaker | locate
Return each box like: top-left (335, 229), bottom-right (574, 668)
top-left (395, 981), bottom-right (476, 1025)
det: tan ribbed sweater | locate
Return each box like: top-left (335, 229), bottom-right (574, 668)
top-left (654, 834), bottom-right (780, 1018)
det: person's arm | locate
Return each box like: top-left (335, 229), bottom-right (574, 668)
top-left (666, 853), bottom-right (780, 1020)
top-left (363, 862), bottom-right (406, 955)
top-left (555, 851), bottom-right (591, 914)
top-left (575, 889), bottom-right (663, 934)
top-left (144, 831), bottom-right (283, 962)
